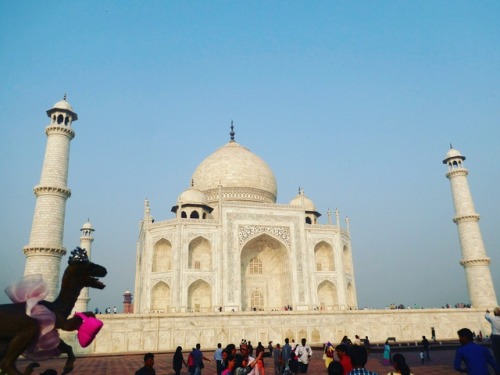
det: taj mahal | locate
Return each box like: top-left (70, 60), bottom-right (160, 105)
top-left (19, 97), bottom-right (498, 354)
top-left (134, 124), bottom-right (356, 314)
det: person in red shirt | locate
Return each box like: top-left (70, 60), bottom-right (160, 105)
top-left (335, 344), bottom-right (353, 375)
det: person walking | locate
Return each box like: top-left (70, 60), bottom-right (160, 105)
top-left (335, 344), bottom-right (352, 375)
top-left (383, 341), bottom-right (391, 366)
top-left (273, 343), bottom-right (282, 375)
top-left (173, 346), bottom-right (188, 375)
top-left (421, 336), bottom-right (431, 362)
top-left (347, 345), bottom-right (379, 375)
top-left (387, 353), bottom-right (412, 375)
top-left (295, 338), bottom-right (312, 373)
top-left (192, 343), bottom-right (211, 375)
top-left (323, 342), bottom-right (334, 368)
top-left (281, 338), bottom-right (292, 375)
top-left (454, 328), bottom-right (500, 374)
top-left (485, 307), bottom-right (500, 364)
top-left (215, 343), bottom-right (224, 375)
top-left (135, 353), bottom-right (156, 375)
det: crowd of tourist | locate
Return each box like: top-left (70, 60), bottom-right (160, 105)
top-left (383, 302), bottom-right (472, 310)
top-left (133, 307), bottom-right (500, 375)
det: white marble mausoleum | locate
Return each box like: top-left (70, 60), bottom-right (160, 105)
top-left (134, 127), bottom-right (358, 314)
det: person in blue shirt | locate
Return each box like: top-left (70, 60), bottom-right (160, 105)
top-left (281, 338), bottom-right (292, 374)
top-left (214, 343), bottom-right (224, 375)
top-left (454, 328), bottom-right (500, 374)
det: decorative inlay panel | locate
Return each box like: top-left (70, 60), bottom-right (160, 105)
top-left (239, 225), bottom-right (290, 245)
top-left (186, 275), bottom-right (214, 286)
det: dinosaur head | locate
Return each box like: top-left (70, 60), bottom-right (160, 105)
top-left (67, 247), bottom-right (107, 289)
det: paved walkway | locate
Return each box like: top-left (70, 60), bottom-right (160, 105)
top-left (16, 347), bottom-right (494, 375)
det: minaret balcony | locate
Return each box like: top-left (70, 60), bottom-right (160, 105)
top-left (34, 185), bottom-right (71, 198)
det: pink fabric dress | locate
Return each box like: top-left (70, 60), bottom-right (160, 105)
top-left (4, 274), bottom-right (61, 360)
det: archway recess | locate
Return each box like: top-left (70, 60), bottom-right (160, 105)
top-left (240, 233), bottom-right (290, 311)
top-left (188, 279), bottom-right (212, 312)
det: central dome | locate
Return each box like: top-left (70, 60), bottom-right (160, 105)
top-left (191, 141), bottom-right (277, 204)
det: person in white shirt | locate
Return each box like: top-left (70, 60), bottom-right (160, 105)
top-left (295, 338), bottom-right (312, 373)
top-left (485, 307), bottom-right (500, 364)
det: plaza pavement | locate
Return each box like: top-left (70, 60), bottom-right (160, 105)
top-left (16, 345), bottom-right (495, 375)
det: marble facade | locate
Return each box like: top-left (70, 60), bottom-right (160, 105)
top-left (134, 137), bottom-right (357, 314)
top-left (66, 309), bottom-right (489, 355)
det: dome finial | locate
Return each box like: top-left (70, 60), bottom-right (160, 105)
top-left (191, 179), bottom-right (194, 187)
top-left (230, 121), bottom-right (235, 142)
top-left (450, 143), bottom-right (453, 149)
top-left (63, 93), bottom-right (67, 101)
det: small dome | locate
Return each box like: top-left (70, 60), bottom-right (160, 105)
top-left (446, 148), bottom-right (462, 159)
top-left (52, 99), bottom-right (75, 112)
top-left (290, 192), bottom-right (316, 211)
top-left (46, 97), bottom-right (78, 120)
top-left (191, 141), bottom-right (277, 204)
top-left (82, 221), bottom-right (93, 229)
top-left (177, 187), bottom-right (208, 206)
top-left (443, 147), bottom-right (466, 164)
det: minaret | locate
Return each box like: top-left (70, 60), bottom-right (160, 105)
top-left (443, 146), bottom-right (497, 307)
top-left (123, 290), bottom-right (133, 314)
top-left (74, 220), bottom-right (95, 312)
top-left (23, 96), bottom-right (77, 301)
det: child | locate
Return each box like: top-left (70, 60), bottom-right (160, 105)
top-left (419, 351), bottom-right (425, 364)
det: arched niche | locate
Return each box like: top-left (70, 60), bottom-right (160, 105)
top-left (188, 236), bottom-right (212, 270)
top-left (317, 280), bottom-right (339, 310)
top-left (298, 329), bottom-right (307, 341)
top-left (240, 233), bottom-right (290, 311)
top-left (314, 241), bottom-right (334, 271)
top-left (285, 329), bottom-right (294, 342)
top-left (346, 282), bottom-right (356, 309)
top-left (311, 328), bottom-right (321, 344)
top-left (151, 281), bottom-right (170, 313)
top-left (152, 238), bottom-right (172, 272)
top-left (188, 279), bottom-right (212, 312)
top-left (343, 245), bottom-right (351, 274)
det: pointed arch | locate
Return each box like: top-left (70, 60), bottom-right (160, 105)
top-left (152, 238), bottom-right (172, 272)
top-left (298, 329), bottom-right (307, 341)
top-left (151, 281), bottom-right (170, 313)
top-left (317, 280), bottom-right (339, 310)
top-left (188, 279), bottom-right (212, 312)
top-left (188, 236), bottom-right (212, 270)
top-left (346, 282), bottom-right (356, 309)
top-left (311, 328), bottom-right (320, 344)
top-left (314, 241), bottom-right (334, 271)
top-left (343, 245), bottom-right (352, 274)
top-left (241, 233), bottom-right (290, 311)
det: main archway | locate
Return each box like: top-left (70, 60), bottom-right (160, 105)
top-left (240, 233), bottom-right (290, 311)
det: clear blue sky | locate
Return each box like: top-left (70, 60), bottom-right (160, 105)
top-left (1, 1), bottom-right (499, 311)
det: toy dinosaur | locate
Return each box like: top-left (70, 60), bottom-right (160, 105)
top-left (0, 247), bottom-right (107, 375)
